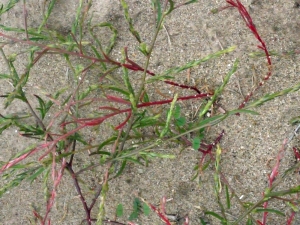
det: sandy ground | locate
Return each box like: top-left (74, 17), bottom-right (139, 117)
top-left (0, 0), bottom-right (300, 224)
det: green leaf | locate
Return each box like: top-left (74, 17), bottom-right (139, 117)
top-left (143, 203), bottom-right (150, 216)
top-left (200, 217), bottom-right (210, 225)
top-left (290, 116), bottom-right (300, 125)
top-left (125, 157), bottom-right (144, 166)
top-left (245, 82), bottom-right (300, 109)
top-left (286, 202), bottom-right (299, 212)
top-left (71, 0), bottom-right (83, 34)
top-left (116, 204), bottom-right (124, 217)
top-left (132, 114), bottom-right (162, 129)
top-left (5, 47), bottom-right (38, 108)
top-left (139, 152), bottom-right (175, 159)
top-left (0, 74), bottom-right (11, 79)
top-left (200, 59), bottom-right (238, 118)
top-left (0, 174), bottom-right (25, 197)
top-left (146, 74), bottom-right (174, 83)
top-left (78, 84), bottom-right (99, 100)
top-left (205, 211), bottom-right (225, 221)
top-left (38, 0), bottom-right (57, 32)
top-left (27, 166), bottom-right (45, 183)
top-left (183, 0), bottom-right (198, 5)
top-left (129, 211), bottom-right (138, 220)
top-left (0, 123), bottom-right (12, 134)
top-left (174, 104), bottom-right (181, 119)
top-left (175, 117), bottom-right (186, 126)
top-left (159, 46), bottom-right (236, 78)
top-left (165, 0), bottom-right (175, 15)
top-left (68, 132), bottom-right (88, 145)
top-left (192, 137), bottom-right (201, 150)
top-left (120, 0), bottom-right (141, 43)
top-left (246, 218), bottom-right (254, 225)
top-left (128, 197), bottom-right (141, 220)
top-left (16, 123), bottom-right (45, 136)
top-left (225, 185), bottom-right (231, 209)
top-left (0, 115), bottom-right (15, 134)
top-left (138, 42), bottom-right (149, 56)
top-left (160, 94), bottom-right (178, 138)
top-left (142, 91), bottom-right (150, 103)
top-left (133, 198), bottom-right (141, 211)
top-left (0, 0), bottom-right (20, 15)
top-left (97, 136), bottom-right (118, 152)
top-left (253, 208), bottom-right (285, 217)
top-left (10, 144), bottom-right (37, 160)
top-left (113, 109), bottom-right (256, 161)
top-left (106, 86), bottom-right (130, 97)
top-left (153, 0), bottom-right (162, 28)
top-left (113, 160), bottom-right (127, 178)
top-left (95, 22), bottom-right (118, 54)
top-left (34, 95), bottom-right (47, 119)
top-left (75, 64), bottom-right (84, 80)
top-left (122, 66), bottom-right (135, 104)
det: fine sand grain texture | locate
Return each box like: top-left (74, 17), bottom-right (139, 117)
top-left (0, 0), bottom-right (300, 224)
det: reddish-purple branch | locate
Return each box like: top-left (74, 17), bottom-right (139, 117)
top-left (72, 93), bottom-right (211, 128)
top-left (258, 139), bottom-right (287, 225)
top-left (123, 47), bottom-right (201, 93)
top-left (286, 211), bottom-right (296, 225)
top-left (0, 32), bottom-right (201, 94)
top-left (224, 0), bottom-right (272, 109)
top-left (293, 147), bottom-right (300, 161)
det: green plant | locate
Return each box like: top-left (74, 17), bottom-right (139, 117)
top-left (0, 0), bottom-right (300, 224)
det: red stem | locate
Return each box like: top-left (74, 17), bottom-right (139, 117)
top-left (224, 0), bottom-right (272, 109)
top-left (73, 93), bottom-right (211, 127)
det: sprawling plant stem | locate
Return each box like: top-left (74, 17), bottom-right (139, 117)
top-left (224, 0), bottom-right (272, 109)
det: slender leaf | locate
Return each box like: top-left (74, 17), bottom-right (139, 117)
top-left (205, 211), bottom-right (225, 221)
top-left (146, 74), bottom-right (174, 83)
top-left (175, 117), bottom-right (186, 126)
top-left (38, 0), bottom-right (57, 32)
top-left (184, 0), bottom-right (198, 5)
top-left (160, 93), bottom-right (178, 138)
top-left (132, 114), bottom-right (162, 129)
top-left (116, 204), bottom-right (124, 217)
top-left (289, 116), bottom-right (300, 125)
top-left (143, 203), bottom-right (150, 216)
top-left (225, 185), bottom-right (230, 209)
top-left (120, 0), bottom-right (141, 43)
top-left (253, 208), bottom-right (285, 217)
top-left (200, 59), bottom-right (238, 118)
top-left (159, 46), bottom-right (236, 77)
top-left (113, 160), bottom-right (127, 178)
top-left (27, 166), bottom-right (45, 183)
top-left (139, 152), bottom-right (175, 159)
top-left (34, 95), bottom-right (47, 119)
top-left (78, 84), bottom-right (99, 100)
top-left (246, 218), bottom-right (254, 225)
top-left (97, 136), bottom-right (118, 152)
top-left (0, 173), bottom-right (26, 197)
top-left (153, 0), bottom-right (162, 28)
top-left (0, 0), bottom-right (20, 15)
top-left (174, 104), bottom-right (181, 119)
top-left (106, 86), bottom-right (130, 97)
top-left (122, 62), bottom-right (136, 110)
top-left (96, 22), bottom-right (117, 54)
top-left (245, 81), bottom-right (300, 109)
top-left (71, 0), bottom-right (83, 34)
top-left (0, 74), bottom-right (11, 79)
top-left (192, 137), bottom-right (201, 150)
top-left (165, 0), bottom-right (175, 15)
top-left (138, 42), bottom-right (149, 56)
